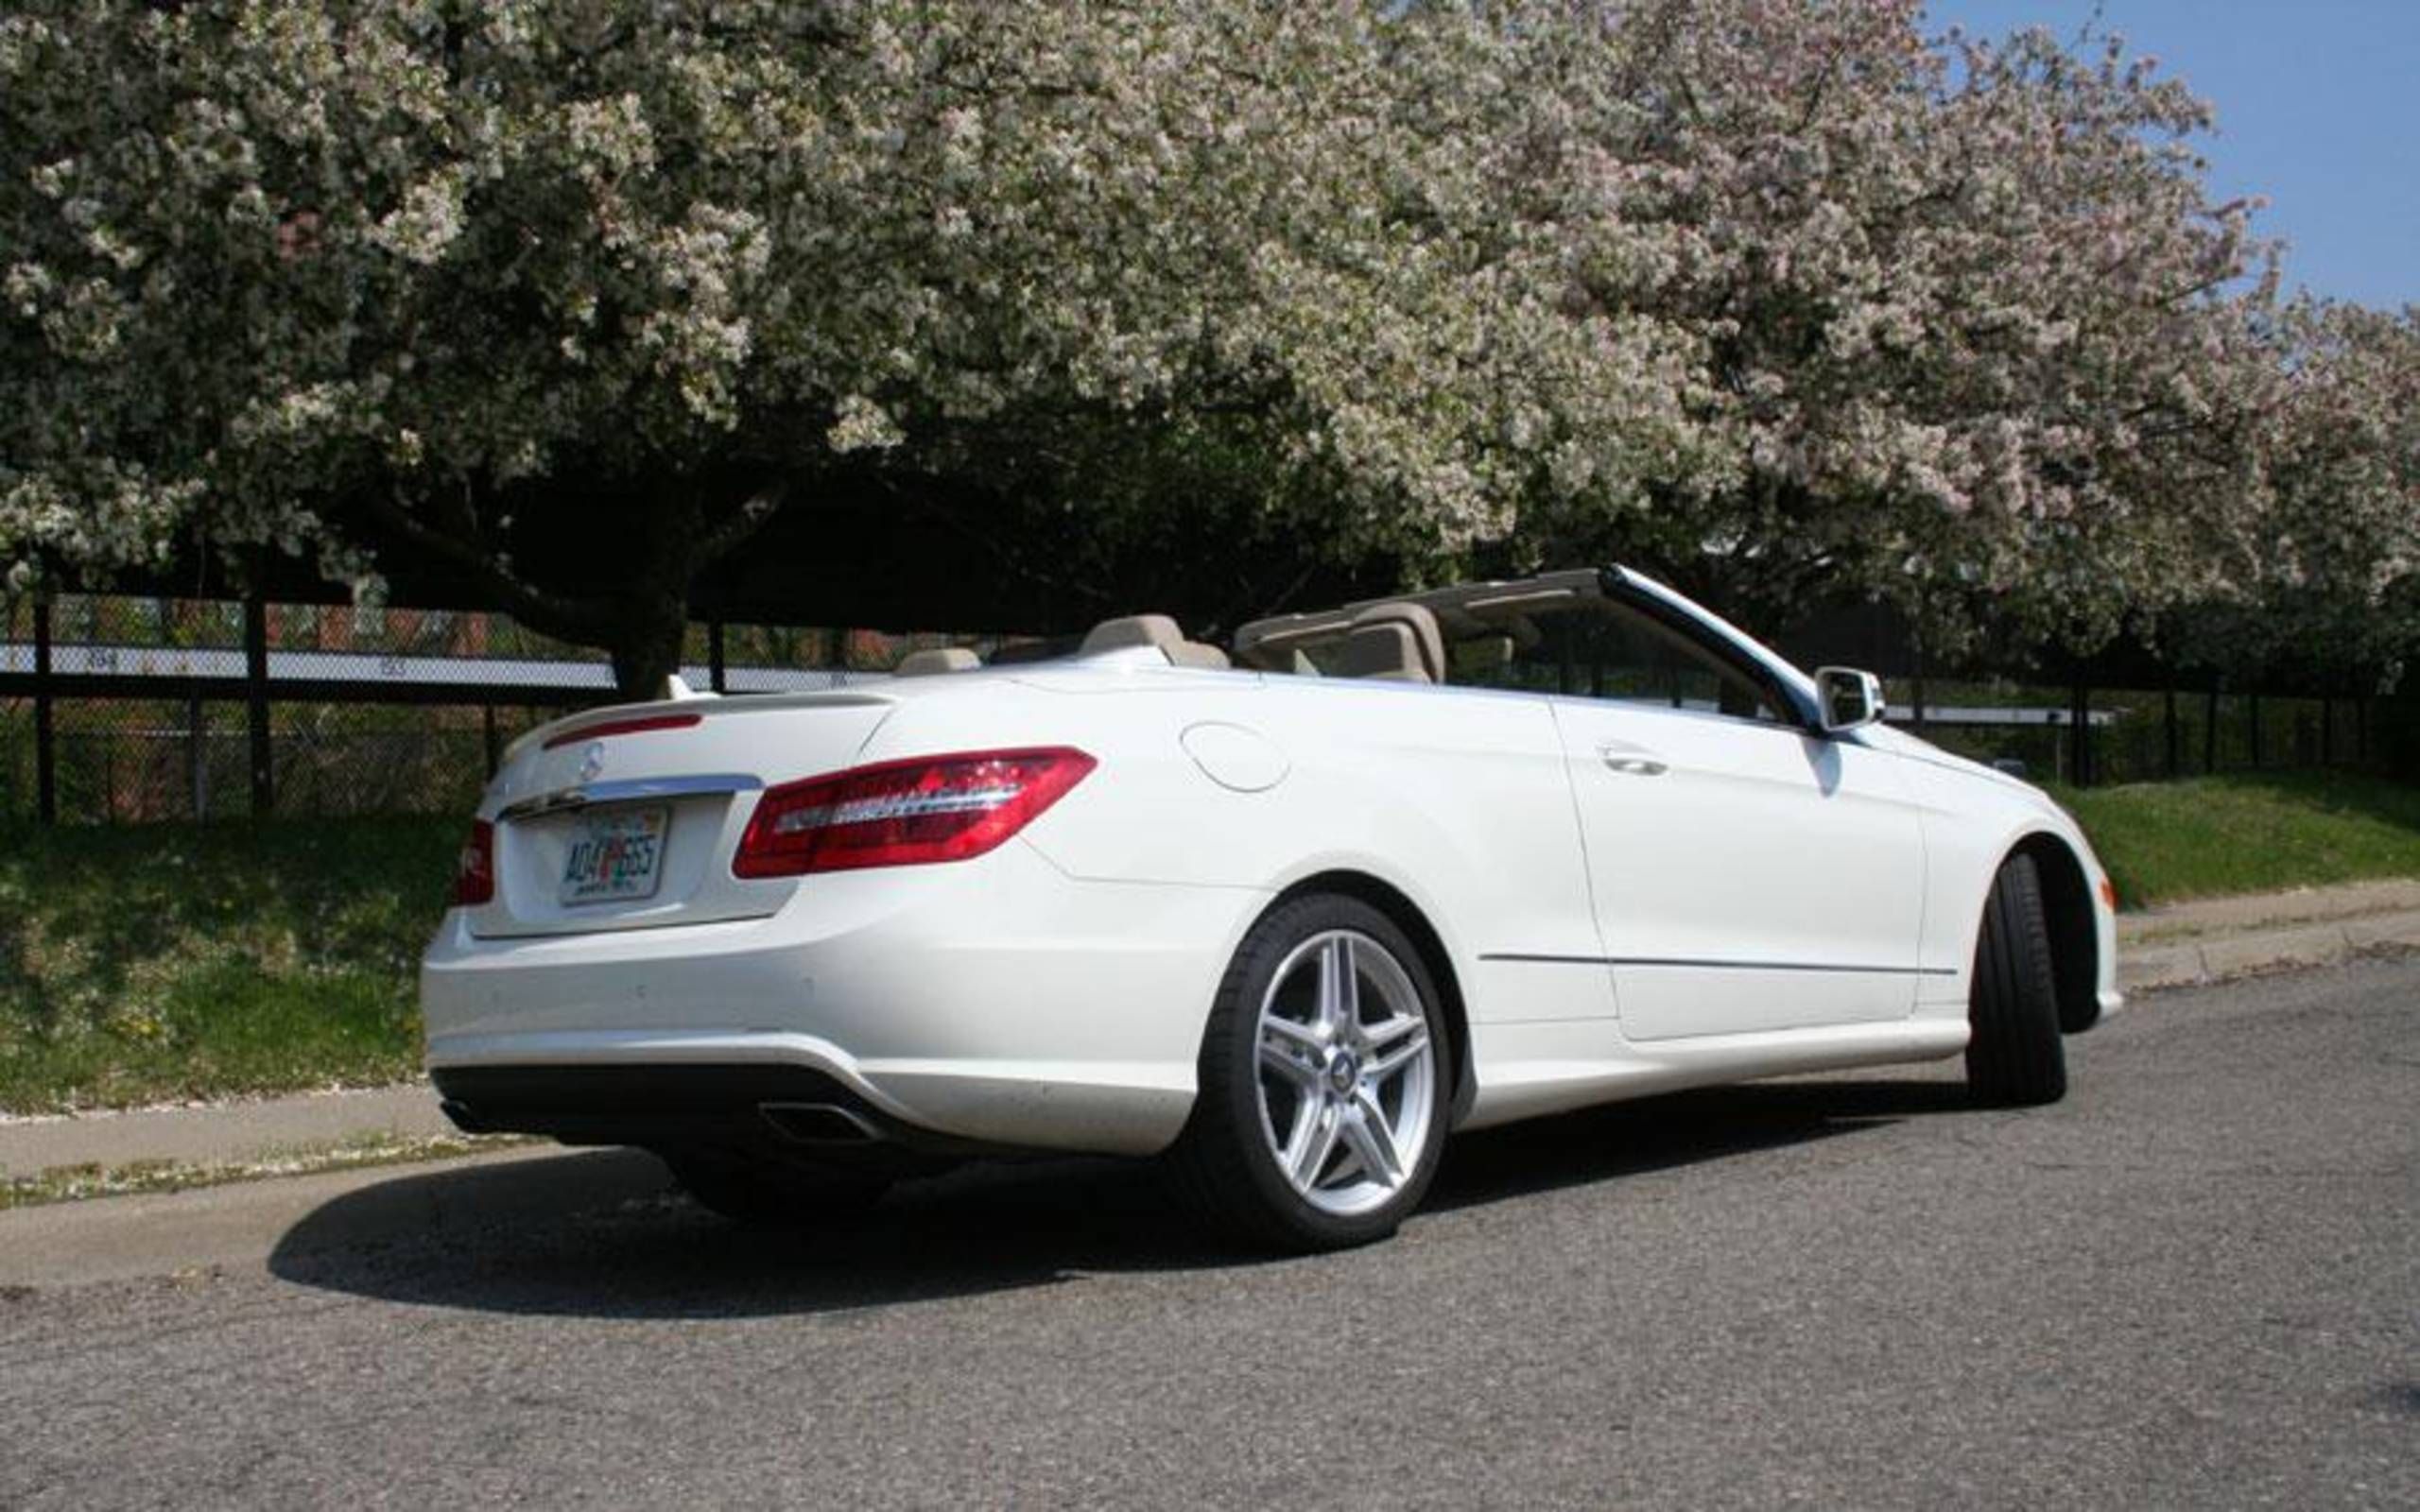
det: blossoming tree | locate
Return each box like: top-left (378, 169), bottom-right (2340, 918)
top-left (1443, 0), bottom-right (2291, 657)
top-left (3, 0), bottom-right (2410, 693)
top-left (7, 2), bottom-right (1661, 693)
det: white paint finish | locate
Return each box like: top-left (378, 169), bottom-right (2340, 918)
top-left (425, 574), bottom-right (2123, 1164)
top-left (1463, 1014), bottom-right (1971, 1129)
top-left (1864, 722), bottom-right (2120, 1023)
top-left (1548, 699), bottom-right (1929, 1040)
top-left (879, 672), bottom-right (1604, 1018)
top-left (1179, 720), bottom-right (1290, 792)
top-left (465, 696), bottom-right (897, 939)
top-left (1465, 955), bottom-right (1619, 1029)
top-left (425, 841), bottom-right (1260, 1155)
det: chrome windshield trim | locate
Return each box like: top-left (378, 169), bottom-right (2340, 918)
top-left (497, 773), bottom-right (763, 823)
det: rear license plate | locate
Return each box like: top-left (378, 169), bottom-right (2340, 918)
top-left (560, 806), bottom-right (669, 904)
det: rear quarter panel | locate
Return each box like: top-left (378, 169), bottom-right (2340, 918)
top-left (854, 668), bottom-right (1608, 1026)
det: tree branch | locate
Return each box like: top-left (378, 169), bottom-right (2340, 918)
top-left (361, 485), bottom-right (611, 644)
top-left (694, 476), bottom-right (793, 568)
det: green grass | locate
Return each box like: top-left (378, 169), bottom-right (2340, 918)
top-left (2049, 770), bottom-right (2420, 908)
top-left (0, 816), bottom-right (458, 1114)
top-left (5, 770), bottom-right (2420, 1113)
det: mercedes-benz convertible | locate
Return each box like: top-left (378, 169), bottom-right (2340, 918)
top-left (424, 566), bottom-right (2119, 1250)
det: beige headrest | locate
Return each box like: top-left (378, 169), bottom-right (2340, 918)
top-left (1329, 622), bottom-right (1432, 683)
top-left (1080, 613), bottom-right (1231, 670)
top-left (894, 646), bottom-right (980, 676)
top-left (1080, 614), bottom-right (1185, 655)
top-left (1350, 602), bottom-right (1445, 683)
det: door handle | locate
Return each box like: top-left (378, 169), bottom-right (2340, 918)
top-left (1597, 743), bottom-right (1668, 777)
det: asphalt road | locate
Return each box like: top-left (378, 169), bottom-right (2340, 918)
top-left (4, 960), bottom-right (2415, 1509)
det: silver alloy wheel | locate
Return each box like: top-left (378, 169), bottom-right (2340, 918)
top-left (1253, 928), bottom-right (1437, 1217)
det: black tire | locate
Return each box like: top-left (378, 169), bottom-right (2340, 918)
top-left (657, 1149), bottom-right (892, 1227)
top-left (1164, 893), bottom-right (1452, 1253)
top-left (1966, 852), bottom-right (2069, 1107)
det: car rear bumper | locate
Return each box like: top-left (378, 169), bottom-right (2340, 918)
top-left (420, 841), bottom-right (1267, 1157)
top-left (431, 1060), bottom-right (994, 1172)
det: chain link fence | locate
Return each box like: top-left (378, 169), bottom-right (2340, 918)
top-left (0, 593), bottom-right (2401, 826)
top-left (0, 593), bottom-right (1042, 825)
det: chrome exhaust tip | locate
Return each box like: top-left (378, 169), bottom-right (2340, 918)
top-left (758, 1101), bottom-right (884, 1146)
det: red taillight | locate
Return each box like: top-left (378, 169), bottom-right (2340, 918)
top-left (454, 818), bottom-right (495, 906)
top-left (543, 713), bottom-right (702, 750)
top-left (733, 747), bottom-right (1096, 878)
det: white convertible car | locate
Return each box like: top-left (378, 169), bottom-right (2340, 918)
top-left (424, 566), bottom-right (2119, 1250)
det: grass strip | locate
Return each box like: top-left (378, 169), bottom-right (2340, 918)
top-left (2049, 770), bottom-right (2420, 907)
top-left (0, 816), bottom-right (452, 1115)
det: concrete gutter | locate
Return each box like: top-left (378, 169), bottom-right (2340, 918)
top-left (0, 1082), bottom-right (455, 1180)
top-left (2117, 878), bottom-right (2420, 992)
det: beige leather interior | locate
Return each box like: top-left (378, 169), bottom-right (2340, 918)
top-left (1080, 614), bottom-right (1232, 670)
top-left (1165, 640), bottom-right (1233, 670)
top-left (894, 646), bottom-right (980, 676)
top-left (1327, 622), bottom-right (1431, 683)
top-left (1348, 602), bottom-right (1446, 683)
top-left (1080, 614), bottom-right (1185, 655)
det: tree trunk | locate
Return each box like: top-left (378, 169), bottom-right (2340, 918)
top-left (602, 481), bottom-right (717, 701)
top-left (606, 589), bottom-right (693, 702)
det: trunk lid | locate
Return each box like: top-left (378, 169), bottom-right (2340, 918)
top-left (464, 692), bottom-right (895, 939)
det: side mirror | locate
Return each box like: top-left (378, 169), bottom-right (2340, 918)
top-left (1814, 666), bottom-right (1886, 733)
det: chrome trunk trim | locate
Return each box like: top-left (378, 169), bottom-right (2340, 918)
top-left (497, 772), bottom-right (763, 823)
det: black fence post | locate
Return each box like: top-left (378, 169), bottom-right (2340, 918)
top-left (2321, 696), bottom-right (2334, 767)
top-left (2204, 685), bottom-right (2220, 773)
top-left (2248, 693), bottom-right (2263, 769)
top-left (2164, 682), bottom-right (2180, 779)
top-left (2069, 683), bottom-right (2092, 788)
top-left (245, 594), bottom-right (272, 816)
top-left (481, 705), bottom-right (501, 777)
top-left (708, 619), bottom-right (727, 694)
top-left (186, 693), bottom-right (207, 821)
top-left (32, 594), bottom-right (56, 824)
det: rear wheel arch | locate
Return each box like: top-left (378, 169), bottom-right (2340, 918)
top-left (2007, 832), bottom-right (2100, 1034)
top-left (1263, 870), bottom-right (1476, 1126)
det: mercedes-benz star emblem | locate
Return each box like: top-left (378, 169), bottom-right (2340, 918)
top-left (578, 741), bottom-right (607, 783)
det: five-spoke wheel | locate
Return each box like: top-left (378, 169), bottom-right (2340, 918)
top-left (1253, 930), bottom-right (1438, 1217)
top-left (1167, 894), bottom-right (1450, 1251)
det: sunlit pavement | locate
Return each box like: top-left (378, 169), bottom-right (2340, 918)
top-left (4, 958), bottom-right (2414, 1509)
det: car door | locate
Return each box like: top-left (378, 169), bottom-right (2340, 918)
top-left (1539, 598), bottom-right (1930, 1040)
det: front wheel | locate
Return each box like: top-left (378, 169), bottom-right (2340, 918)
top-left (1166, 894), bottom-right (1450, 1252)
top-left (1966, 853), bottom-right (2068, 1107)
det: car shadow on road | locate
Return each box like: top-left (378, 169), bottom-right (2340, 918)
top-left (268, 1075), bottom-right (1981, 1321)
top-left (1426, 1075), bottom-right (1973, 1213)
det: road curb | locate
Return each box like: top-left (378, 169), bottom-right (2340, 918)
top-left (0, 1146), bottom-right (665, 1290)
top-left (2118, 907), bottom-right (2420, 992)
top-left (0, 1082), bottom-right (453, 1180)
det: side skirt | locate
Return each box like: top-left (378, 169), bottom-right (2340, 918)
top-left (1458, 1016), bottom-right (1969, 1131)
